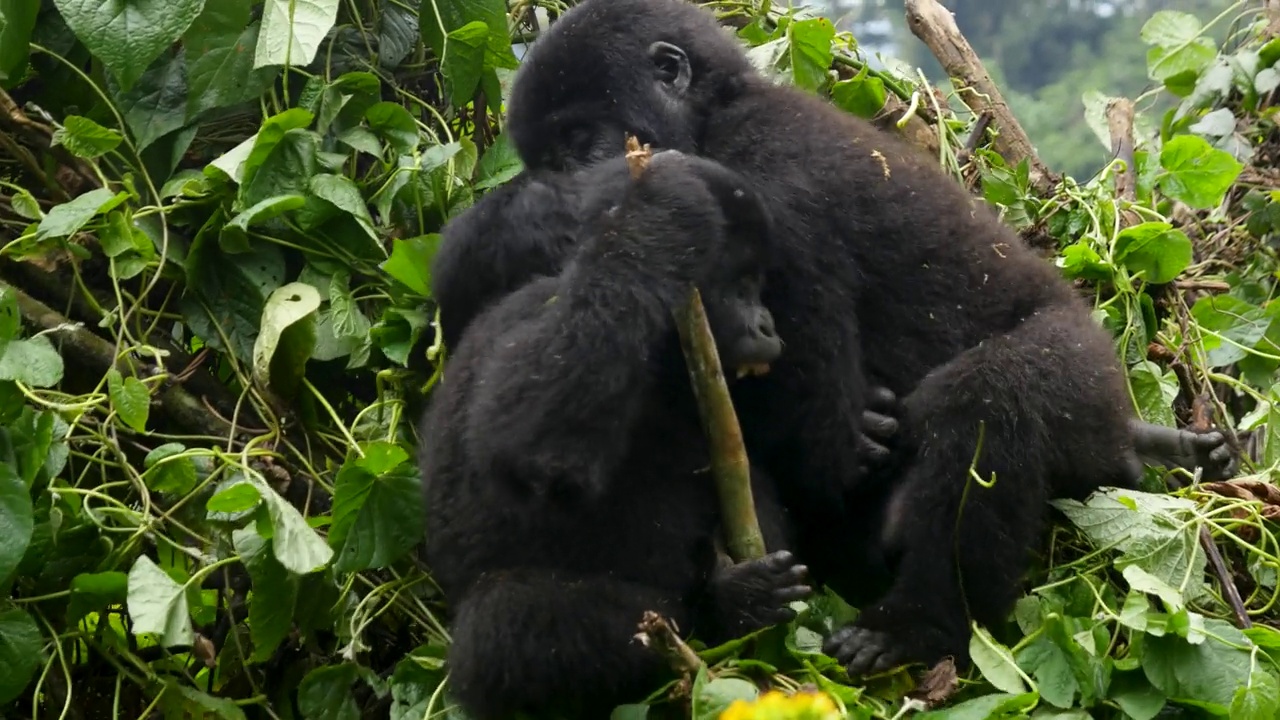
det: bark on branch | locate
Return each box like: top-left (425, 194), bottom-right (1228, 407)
top-left (904, 0), bottom-right (1056, 195)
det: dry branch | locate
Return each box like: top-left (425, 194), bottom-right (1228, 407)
top-left (904, 0), bottom-right (1056, 194)
top-left (1, 279), bottom-right (240, 440)
top-left (625, 136), bottom-right (767, 562)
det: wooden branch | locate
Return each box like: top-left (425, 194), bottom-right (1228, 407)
top-left (625, 136), bottom-right (767, 562)
top-left (1199, 525), bottom-right (1252, 629)
top-left (674, 288), bottom-right (767, 562)
top-left (904, 0), bottom-right (1056, 195)
top-left (633, 611), bottom-right (705, 677)
top-left (1, 279), bottom-right (242, 440)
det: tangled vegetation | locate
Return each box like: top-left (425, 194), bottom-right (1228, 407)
top-left (0, 0), bottom-right (1278, 718)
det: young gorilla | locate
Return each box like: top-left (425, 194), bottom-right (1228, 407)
top-left (430, 160), bottom-right (902, 474)
top-left (500, 0), bottom-right (1236, 678)
top-left (419, 152), bottom-right (812, 719)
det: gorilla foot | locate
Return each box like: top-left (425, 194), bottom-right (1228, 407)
top-left (712, 550), bottom-right (812, 637)
top-left (823, 613), bottom-right (966, 679)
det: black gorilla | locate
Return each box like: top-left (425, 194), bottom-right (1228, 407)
top-left (419, 152), bottom-right (815, 719)
top-left (430, 161), bottom-right (902, 473)
top-left (498, 0), bottom-right (1234, 677)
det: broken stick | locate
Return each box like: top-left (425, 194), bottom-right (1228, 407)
top-left (625, 136), bottom-right (768, 562)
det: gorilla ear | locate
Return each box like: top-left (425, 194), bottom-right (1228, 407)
top-left (648, 41), bottom-right (691, 95)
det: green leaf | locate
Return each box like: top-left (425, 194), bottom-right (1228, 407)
top-left (419, 0), bottom-right (518, 77)
top-left (1113, 222), bottom-right (1192, 284)
top-left (0, 286), bottom-right (17, 343)
top-left (186, 21), bottom-right (278, 118)
top-left (1190, 294), bottom-right (1271, 367)
top-left (690, 675), bottom-right (756, 720)
top-left (1053, 489), bottom-right (1209, 602)
top-left (298, 663), bottom-right (361, 720)
top-left (475, 132), bottom-right (523, 190)
top-left (100, 211), bottom-right (154, 260)
top-left (9, 187), bottom-right (40, 220)
top-left (1140, 12), bottom-right (1216, 84)
top-left (1109, 671), bottom-right (1166, 720)
top-left (439, 20), bottom-right (488, 107)
top-left (1128, 360), bottom-right (1178, 429)
top-left (1229, 663), bottom-right (1280, 720)
top-left (34, 187), bottom-right (128, 241)
top-left (67, 571), bottom-right (129, 624)
top-left (254, 0), bottom-right (341, 69)
top-left (232, 527), bottom-right (298, 662)
top-left (329, 443), bottom-right (423, 572)
top-left (240, 108), bottom-right (315, 190)
top-left (52, 0), bottom-right (205, 91)
top-left (252, 282), bottom-right (320, 400)
top-left (220, 194), bottom-right (307, 252)
top-left (106, 368), bottom-right (151, 432)
top-left (1157, 135), bottom-right (1243, 210)
top-left (1143, 619), bottom-right (1262, 714)
top-left (787, 17), bottom-right (834, 92)
top-left (970, 624), bottom-right (1029, 694)
top-left (0, 336), bottom-right (65, 388)
top-left (380, 234), bottom-right (442, 296)
top-left (161, 681), bottom-right (248, 720)
top-left (126, 554), bottom-right (193, 647)
top-left (1016, 633), bottom-right (1079, 709)
top-left (207, 483), bottom-right (262, 514)
top-left (52, 115), bottom-right (123, 158)
top-left (0, 607), bottom-right (42, 705)
top-left (142, 443), bottom-right (198, 495)
top-left (307, 174), bottom-right (379, 246)
top-left (831, 70), bottom-right (887, 119)
top-left (0, 0), bottom-right (39, 85)
top-left (181, 239), bottom-right (285, 364)
top-left (1123, 564), bottom-right (1185, 612)
top-left (915, 692), bottom-right (1039, 719)
top-left (0, 461), bottom-right (34, 586)
top-left (257, 476), bottom-right (333, 574)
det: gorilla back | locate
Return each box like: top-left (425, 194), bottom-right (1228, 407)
top-left (419, 153), bottom-right (811, 719)
top-left (505, 0), bottom-right (1142, 677)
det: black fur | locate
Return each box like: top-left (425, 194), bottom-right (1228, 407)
top-left (419, 152), bottom-right (812, 719)
top-left (503, 0), bottom-right (1149, 678)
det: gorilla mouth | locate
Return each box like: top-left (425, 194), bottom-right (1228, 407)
top-left (735, 363), bottom-right (772, 379)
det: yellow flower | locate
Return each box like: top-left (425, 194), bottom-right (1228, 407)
top-left (717, 689), bottom-right (841, 720)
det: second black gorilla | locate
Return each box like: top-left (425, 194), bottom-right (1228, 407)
top-left (420, 153), bottom-right (814, 719)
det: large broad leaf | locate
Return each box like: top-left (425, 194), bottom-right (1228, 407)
top-left (419, 0), bottom-right (518, 75)
top-left (252, 281), bottom-right (320, 401)
top-left (0, 0), bottom-right (39, 85)
top-left (106, 368), bottom-right (151, 433)
top-left (1113, 222), bottom-right (1192, 285)
top-left (0, 462), bottom-right (34, 586)
top-left (52, 0), bottom-right (205, 91)
top-left (787, 17), bottom-right (834, 92)
top-left (254, 0), bottom-right (341, 69)
top-left (329, 443), bottom-right (424, 572)
top-left (251, 473), bottom-right (333, 575)
top-left (298, 663), bottom-right (361, 720)
top-left (107, 47), bottom-right (190, 153)
top-left (186, 21), bottom-right (279, 118)
top-left (126, 555), bottom-right (194, 647)
top-left (232, 528), bottom-right (298, 662)
top-left (1157, 135), bottom-right (1243, 210)
top-left (1140, 11), bottom-right (1217, 85)
top-left (34, 187), bottom-right (128, 241)
top-left (380, 235), bottom-right (443, 296)
top-left (0, 607), bottom-right (42, 705)
top-left (1143, 619), bottom-right (1265, 715)
top-left (0, 335), bottom-right (64, 388)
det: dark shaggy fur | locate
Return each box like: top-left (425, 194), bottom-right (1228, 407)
top-left (419, 153), bottom-right (813, 719)
top-left (501, 0), bottom-right (1150, 678)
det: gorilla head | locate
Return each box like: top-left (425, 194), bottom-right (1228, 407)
top-left (506, 0), bottom-right (754, 172)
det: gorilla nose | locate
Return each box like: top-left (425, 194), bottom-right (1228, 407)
top-left (756, 314), bottom-right (778, 340)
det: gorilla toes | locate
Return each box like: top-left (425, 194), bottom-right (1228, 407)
top-left (823, 625), bottom-right (905, 678)
top-left (713, 550), bottom-right (812, 635)
top-left (823, 613), bottom-right (968, 680)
